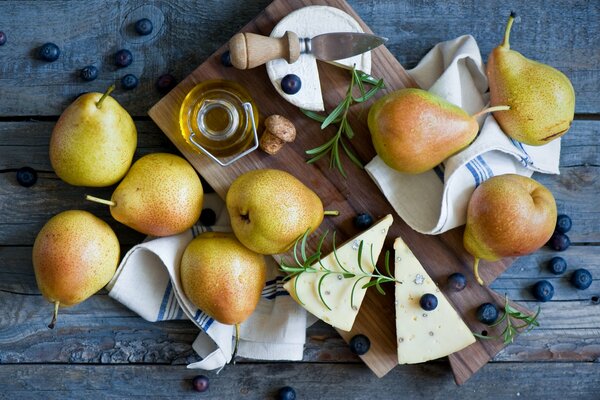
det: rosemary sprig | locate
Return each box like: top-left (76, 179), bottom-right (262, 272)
top-left (473, 295), bottom-right (541, 344)
top-left (302, 66), bottom-right (385, 177)
top-left (279, 229), bottom-right (399, 311)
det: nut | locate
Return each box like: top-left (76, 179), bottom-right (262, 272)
top-left (259, 115), bottom-right (296, 155)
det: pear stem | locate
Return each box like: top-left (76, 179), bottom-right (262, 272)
top-left (502, 12), bottom-right (516, 49)
top-left (473, 258), bottom-right (484, 286)
top-left (231, 323), bottom-right (240, 364)
top-left (96, 84), bottom-right (116, 109)
top-left (48, 301), bottom-right (59, 329)
top-left (471, 105), bottom-right (511, 120)
top-left (324, 210), bottom-right (340, 217)
top-left (86, 195), bottom-right (116, 207)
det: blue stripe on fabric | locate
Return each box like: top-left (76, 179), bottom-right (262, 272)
top-left (176, 307), bottom-right (184, 320)
top-left (465, 161), bottom-right (481, 186)
top-left (476, 156), bottom-right (494, 179)
top-left (157, 281), bottom-right (173, 321)
top-left (263, 290), bottom-right (290, 300)
top-left (473, 157), bottom-right (487, 180)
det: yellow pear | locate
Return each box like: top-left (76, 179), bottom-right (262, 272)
top-left (368, 88), bottom-right (508, 174)
top-left (463, 174), bottom-right (557, 284)
top-left (226, 169), bottom-right (333, 255)
top-left (487, 13), bottom-right (575, 145)
top-left (50, 85), bottom-right (137, 186)
top-left (32, 210), bottom-right (120, 328)
top-left (87, 153), bottom-right (203, 236)
top-left (180, 232), bottom-right (266, 356)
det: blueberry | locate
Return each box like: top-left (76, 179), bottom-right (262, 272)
top-left (200, 208), bottom-right (217, 226)
top-left (476, 303), bottom-right (498, 324)
top-left (532, 280), bottom-right (554, 302)
top-left (115, 49), bottom-right (133, 68)
top-left (38, 43), bottom-right (60, 62)
top-left (447, 272), bottom-right (467, 291)
top-left (353, 213), bottom-right (373, 230)
top-left (571, 268), bottom-right (593, 290)
top-left (80, 65), bottom-right (98, 81)
top-left (547, 232), bottom-right (570, 251)
top-left (0, 31), bottom-right (6, 46)
top-left (121, 74), bottom-right (138, 90)
top-left (419, 293), bottom-right (438, 311)
top-left (134, 18), bottom-right (153, 36)
top-left (277, 386), bottom-right (296, 400)
top-left (548, 256), bottom-right (567, 275)
top-left (156, 73), bottom-right (176, 93)
top-left (556, 214), bottom-right (572, 234)
top-left (349, 334), bottom-right (370, 355)
top-left (281, 74), bottom-right (301, 95)
top-left (221, 50), bottom-right (233, 67)
top-left (16, 167), bottom-right (37, 187)
top-left (192, 375), bottom-right (209, 392)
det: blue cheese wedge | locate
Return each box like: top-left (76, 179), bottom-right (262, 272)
top-left (394, 237), bottom-right (475, 363)
top-left (266, 6), bottom-right (372, 111)
top-left (283, 215), bottom-right (393, 331)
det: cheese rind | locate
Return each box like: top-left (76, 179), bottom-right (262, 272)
top-left (283, 215), bottom-right (393, 331)
top-left (266, 6), bottom-right (372, 111)
top-left (394, 237), bottom-right (475, 364)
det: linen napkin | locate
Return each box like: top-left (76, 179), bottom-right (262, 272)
top-left (106, 194), bottom-right (308, 371)
top-left (366, 35), bottom-right (561, 235)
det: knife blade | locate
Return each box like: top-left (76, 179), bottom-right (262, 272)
top-left (229, 31), bottom-right (387, 70)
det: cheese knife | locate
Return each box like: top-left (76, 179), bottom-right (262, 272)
top-left (228, 31), bottom-right (387, 69)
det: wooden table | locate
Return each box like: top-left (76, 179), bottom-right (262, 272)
top-left (1, 1), bottom-right (599, 398)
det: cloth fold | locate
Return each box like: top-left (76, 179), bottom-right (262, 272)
top-left (107, 194), bottom-right (308, 371)
top-left (366, 35), bottom-right (560, 235)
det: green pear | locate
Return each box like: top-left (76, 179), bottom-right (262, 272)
top-left (368, 88), bottom-right (508, 174)
top-left (463, 174), bottom-right (557, 285)
top-left (86, 153), bottom-right (203, 237)
top-left (487, 12), bottom-right (575, 145)
top-left (180, 232), bottom-right (266, 357)
top-left (50, 85), bottom-right (137, 187)
top-left (226, 169), bottom-right (333, 255)
top-left (32, 210), bottom-right (120, 328)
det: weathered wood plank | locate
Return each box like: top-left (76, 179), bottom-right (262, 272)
top-left (0, 1), bottom-right (598, 116)
top-left (1, 363), bottom-right (600, 399)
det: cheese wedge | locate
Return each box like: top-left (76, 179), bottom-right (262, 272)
top-left (283, 215), bottom-right (393, 331)
top-left (266, 6), bottom-right (372, 111)
top-left (394, 237), bottom-right (475, 364)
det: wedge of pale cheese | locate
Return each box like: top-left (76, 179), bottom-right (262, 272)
top-left (394, 237), bottom-right (475, 364)
top-left (266, 6), bottom-right (372, 111)
top-left (283, 215), bottom-right (393, 331)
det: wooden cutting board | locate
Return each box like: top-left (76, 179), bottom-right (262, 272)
top-left (149, 0), bottom-right (526, 385)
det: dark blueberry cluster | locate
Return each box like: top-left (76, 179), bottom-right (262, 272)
top-left (277, 386), bottom-right (296, 400)
top-left (192, 375), bottom-right (209, 392)
top-left (281, 74), bottom-right (302, 95)
top-left (419, 293), bottom-right (438, 311)
top-left (121, 74), bottom-right (139, 90)
top-left (532, 280), bottom-right (554, 302)
top-left (134, 18), bottom-right (153, 36)
top-left (447, 272), bottom-right (467, 291)
top-left (476, 303), bottom-right (498, 324)
top-left (80, 65), bottom-right (98, 82)
top-left (349, 334), bottom-right (371, 355)
top-left (39, 43), bottom-right (60, 61)
top-left (353, 213), bottom-right (374, 230)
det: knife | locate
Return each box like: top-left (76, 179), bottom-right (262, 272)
top-left (228, 31), bottom-right (387, 70)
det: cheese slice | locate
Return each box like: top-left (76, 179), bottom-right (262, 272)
top-left (283, 215), bottom-right (393, 331)
top-left (266, 6), bottom-right (372, 111)
top-left (394, 237), bottom-right (475, 364)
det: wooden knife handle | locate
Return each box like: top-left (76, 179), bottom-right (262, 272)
top-left (229, 31), bottom-right (300, 69)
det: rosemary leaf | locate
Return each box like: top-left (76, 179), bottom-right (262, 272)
top-left (474, 295), bottom-right (541, 344)
top-left (317, 273), bottom-right (332, 311)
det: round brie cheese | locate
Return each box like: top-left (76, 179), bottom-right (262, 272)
top-left (266, 6), bottom-right (372, 111)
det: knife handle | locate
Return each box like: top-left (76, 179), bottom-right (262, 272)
top-left (229, 31), bottom-right (300, 69)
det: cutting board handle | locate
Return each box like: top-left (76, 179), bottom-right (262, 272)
top-left (229, 31), bottom-right (300, 69)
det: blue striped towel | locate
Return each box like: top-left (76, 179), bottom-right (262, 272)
top-left (106, 194), bottom-right (308, 371)
top-left (366, 35), bottom-right (561, 235)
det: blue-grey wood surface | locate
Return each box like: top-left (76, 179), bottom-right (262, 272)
top-left (1, 0), bottom-right (599, 398)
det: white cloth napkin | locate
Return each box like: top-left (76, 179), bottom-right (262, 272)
top-left (106, 194), bottom-right (308, 371)
top-left (366, 35), bottom-right (561, 235)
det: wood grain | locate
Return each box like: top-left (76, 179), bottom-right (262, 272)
top-left (146, 0), bottom-right (534, 383)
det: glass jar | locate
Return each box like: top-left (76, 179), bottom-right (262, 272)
top-left (179, 79), bottom-right (259, 166)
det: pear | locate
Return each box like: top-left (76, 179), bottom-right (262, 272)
top-left (463, 174), bottom-right (557, 285)
top-left (32, 210), bottom-right (120, 328)
top-left (487, 12), bottom-right (575, 145)
top-left (368, 88), bottom-right (508, 174)
top-left (86, 153), bottom-right (203, 236)
top-left (50, 85), bottom-right (137, 187)
top-left (226, 169), bottom-right (335, 255)
top-left (180, 232), bottom-right (266, 357)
